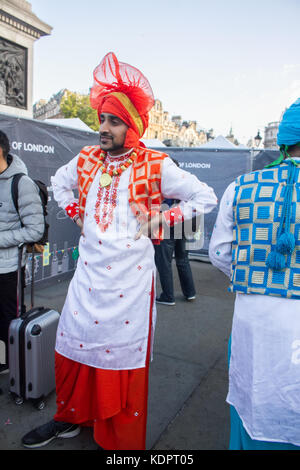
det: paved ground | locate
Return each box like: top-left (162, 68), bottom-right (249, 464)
top-left (0, 259), bottom-right (234, 451)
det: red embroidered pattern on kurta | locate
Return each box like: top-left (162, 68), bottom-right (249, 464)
top-left (94, 175), bottom-right (120, 232)
top-left (94, 154), bottom-right (130, 232)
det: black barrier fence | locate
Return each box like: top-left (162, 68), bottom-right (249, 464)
top-left (0, 113), bottom-right (280, 285)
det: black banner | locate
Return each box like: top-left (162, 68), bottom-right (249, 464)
top-left (0, 113), bottom-right (279, 284)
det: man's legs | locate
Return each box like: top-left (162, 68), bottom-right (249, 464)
top-left (0, 268), bottom-right (25, 369)
top-left (229, 404), bottom-right (300, 450)
top-left (21, 351), bottom-right (82, 448)
top-left (174, 238), bottom-right (196, 299)
top-left (22, 277), bottom-right (155, 450)
top-left (93, 365), bottom-right (149, 450)
top-left (154, 239), bottom-right (176, 304)
top-left (227, 337), bottom-right (300, 450)
top-left (94, 275), bottom-right (154, 450)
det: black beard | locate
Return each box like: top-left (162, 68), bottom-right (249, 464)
top-left (99, 134), bottom-right (125, 152)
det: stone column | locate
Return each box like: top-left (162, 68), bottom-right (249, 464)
top-left (0, 0), bottom-right (52, 118)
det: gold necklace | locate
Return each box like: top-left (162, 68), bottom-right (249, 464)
top-left (99, 150), bottom-right (137, 188)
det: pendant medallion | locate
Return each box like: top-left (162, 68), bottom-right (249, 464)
top-left (100, 173), bottom-right (112, 188)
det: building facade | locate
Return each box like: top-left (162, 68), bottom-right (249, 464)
top-left (33, 89), bottom-right (67, 120)
top-left (143, 99), bottom-right (213, 147)
top-left (34, 93), bottom-right (214, 147)
top-left (264, 121), bottom-right (279, 149)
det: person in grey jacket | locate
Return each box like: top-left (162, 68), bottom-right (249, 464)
top-left (0, 130), bottom-right (44, 372)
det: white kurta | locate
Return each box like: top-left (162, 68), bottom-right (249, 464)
top-left (51, 152), bottom-right (217, 371)
top-left (209, 180), bottom-right (300, 446)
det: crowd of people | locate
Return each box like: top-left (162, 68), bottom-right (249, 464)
top-left (0, 51), bottom-right (300, 451)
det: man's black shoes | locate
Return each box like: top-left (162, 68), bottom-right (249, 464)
top-left (22, 419), bottom-right (80, 448)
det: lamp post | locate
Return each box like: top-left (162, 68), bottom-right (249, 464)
top-left (254, 130), bottom-right (262, 148)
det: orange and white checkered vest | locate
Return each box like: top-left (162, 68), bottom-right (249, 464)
top-left (76, 145), bottom-right (168, 241)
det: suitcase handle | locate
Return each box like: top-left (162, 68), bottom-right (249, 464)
top-left (17, 244), bottom-right (24, 318)
top-left (20, 306), bottom-right (45, 321)
top-left (17, 244), bottom-right (38, 319)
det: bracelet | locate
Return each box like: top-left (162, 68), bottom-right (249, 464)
top-left (163, 206), bottom-right (184, 227)
top-left (65, 202), bottom-right (79, 219)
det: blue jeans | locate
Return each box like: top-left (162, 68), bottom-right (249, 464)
top-left (154, 236), bottom-right (196, 302)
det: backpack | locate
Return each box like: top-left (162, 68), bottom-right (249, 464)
top-left (11, 173), bottom-right (49, 249)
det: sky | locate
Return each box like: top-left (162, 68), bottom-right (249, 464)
top-left (29, 0), bottom-right (300, 145)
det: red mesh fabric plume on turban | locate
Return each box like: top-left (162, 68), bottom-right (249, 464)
top-left (90, 52), bottom-right (155, 148)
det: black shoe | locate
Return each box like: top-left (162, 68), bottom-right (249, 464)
top-left (22, 419), bottom-right (80, 448)
top-left (156, 296), bottom-right (175, 306)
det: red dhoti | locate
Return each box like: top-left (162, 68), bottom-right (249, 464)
top-left (54, 281), bottom-right (154, 450)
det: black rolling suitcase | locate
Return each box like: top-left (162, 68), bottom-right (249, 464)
top-left (8, 245), bottom-right (60, 409)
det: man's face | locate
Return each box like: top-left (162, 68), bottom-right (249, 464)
top-left (0, 146), bottom-right (8, 171)
top-left (99, 113), bottom-right (129, 154)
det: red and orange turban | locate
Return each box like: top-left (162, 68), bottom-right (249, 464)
top-left (90, 52), bottom-right (155, 148)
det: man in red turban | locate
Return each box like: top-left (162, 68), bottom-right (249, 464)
top-left (22, 53), bottom-right (217, 450)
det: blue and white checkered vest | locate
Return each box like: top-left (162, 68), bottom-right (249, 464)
top-left (229, 162), bottom-right (300, 298)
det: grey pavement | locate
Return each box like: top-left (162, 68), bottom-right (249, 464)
top-left (0, 259), bottom-right (234, 450)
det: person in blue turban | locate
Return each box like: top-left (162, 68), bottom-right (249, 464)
top-left (209, 97), bottom-right (300, 450)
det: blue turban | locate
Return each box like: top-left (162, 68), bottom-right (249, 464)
top-left (266, 97), bottom-right (300, 271)
top-left (277, 97), bottom-right (300, 147)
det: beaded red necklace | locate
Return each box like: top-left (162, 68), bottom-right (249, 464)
top-left (99, 149), bottom-right (137, 188)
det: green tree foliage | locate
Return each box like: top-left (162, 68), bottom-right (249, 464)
top-left (60, 91), bottom-right (100, 132)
